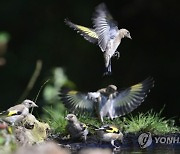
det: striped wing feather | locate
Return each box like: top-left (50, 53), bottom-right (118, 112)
top-left (112, 77), bottom-right (154, 117)
top-left (60, 90), bottom-right (94, 114)
top-left (65, 19), bottom-right (98, 43)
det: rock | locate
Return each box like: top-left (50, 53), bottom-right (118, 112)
top-left (15, 114), bottom-right (50, 146)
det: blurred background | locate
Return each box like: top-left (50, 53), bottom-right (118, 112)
top-left (0, 0), bottom-right (179, 122)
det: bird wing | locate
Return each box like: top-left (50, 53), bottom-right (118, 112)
top-left (60, 90), bottom-right (94, 113)
top-left (92, 3), bottom-right (118, 52)
top-left (0, 104), bottom-right (25, 117)
top-left (112, 77), bottom-right (154, 117)
top-left (101, 125), bottom-right (119, 133)
top-left (64, 19), bottom-right (98, 43)
top-left (80, 122), bottom-right (88, 131)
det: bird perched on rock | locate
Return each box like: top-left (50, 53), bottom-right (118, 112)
top-left (95, 124), bottom-right (123, 148)
top-left (65, 114), bottom-right (88, 142)
top-left (0, 99), bottom-right (38, 125)
top-left (60, 77), bottom-right (154, 123)
top-left (65, 3), bottom-right (132, 75)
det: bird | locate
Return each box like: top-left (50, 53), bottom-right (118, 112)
top-left (0, 99), bottom-right (38, 125)
top-left (65, 3), bottom-right (132, 75)
top-left (95, 124), bottom-right (123, 148)
top-left (60, 77), bottom-right (154, 123)
top-left (65, 114), bottom-right (88, 142)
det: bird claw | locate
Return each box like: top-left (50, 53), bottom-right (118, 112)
top-left (113, 51), bottom-right (120, 59)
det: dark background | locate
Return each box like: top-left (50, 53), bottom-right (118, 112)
top-left (0, 0), bottom-right (179, 121)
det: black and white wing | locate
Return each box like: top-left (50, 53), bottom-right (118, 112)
top-left (65, 19), bottom-right (98, 43)
top-left (112, 77), bottom-right (154, 117)
top-left (60, 90), bottom-right (96, 114)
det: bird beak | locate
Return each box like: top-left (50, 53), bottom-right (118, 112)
top-left (65, 117), bottom-right (69, 120)
top-left (128, 35), bottom-right (132, 39)
top-left (33, 104), bottom-right (38, 107)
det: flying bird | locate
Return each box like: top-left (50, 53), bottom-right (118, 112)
top-left (60, 77), bottom-right (154, 123)
top-left (0, 99), bottom-right (38, 125)
top-left (65, 114), bottom-right (88, 142)
top-left (65, 3), bottom-right (131, 75)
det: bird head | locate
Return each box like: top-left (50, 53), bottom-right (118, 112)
top-left (119, 29), bottom-right (132, 39)
top-left (22, 100), bottom-right (38, 108)
top-left (65, 114), bottom-right (78, 123)
top-left (106, 85), bottom-right (117, 94)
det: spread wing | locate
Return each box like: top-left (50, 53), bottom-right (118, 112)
top-left (112, 77), bottom-right (154, 117)
top-left (60, 90), bottom-right (95, 114)
top-left (92, 3), bottom-right (118, 52)
top-left (64, 19), bottom-right (98, 43)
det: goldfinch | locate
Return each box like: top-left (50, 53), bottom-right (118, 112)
top-left (65, 114), bottom-right (88, 142)
top-left (65, 3), bottom-right (131, 75)
top-left (60, 77), bottom-right (154, 123)
top-left (0, 99), bottom-right (38, 125)
top-left (95, 124), bottom-right (123, 148)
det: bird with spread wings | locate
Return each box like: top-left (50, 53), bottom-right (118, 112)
top-left (65, 3), bottom-right (131, 75)
top-left (60, 77), bottom-right (154, 123)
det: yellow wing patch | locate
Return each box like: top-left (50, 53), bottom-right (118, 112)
top-left (7, 126), bottom-right (13, 134)
top-left (7, 110), bottom-right (18, 116)
top-left (68, 90), bottom-right (78, 95)
top-left (130, 83), bottom-right (143, 92)
top-left (76, 25), bottom-right (98, 39)
top-left (82, 123), bottom-right (88, 128)
top-left (106, 126), bottom-right (119, 133)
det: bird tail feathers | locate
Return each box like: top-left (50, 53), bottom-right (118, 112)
top-left (104, 60), bottom-right (112, 76)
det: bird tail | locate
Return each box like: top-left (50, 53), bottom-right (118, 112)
top-left (0, 111), bottom-right (8, 118)
top-left (0, 111), bottom-right (7, 115)
top-left (104, 60), bottom-right (112, 76)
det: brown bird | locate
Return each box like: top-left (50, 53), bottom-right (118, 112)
top-left (65, 114), bottom-right (88, 142)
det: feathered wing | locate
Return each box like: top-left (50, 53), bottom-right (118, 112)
top-left (60, 90), bottom-right (94, 114)
top-left (92, 3), bottom-right (118, 52)
top-left (112, 77), bottom-right (154, 117)
top-left (0, 104), bottom-right (25, 117)
top-left (64, 19), bottom-right (98, 43)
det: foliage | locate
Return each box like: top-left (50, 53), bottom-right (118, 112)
top-left (0, 32), bottom-right (10, 43)
top-left (42, 105), bottom-right (68, 133)
top-left (44, 108), bottom-right (179, 135)
top-left (42, 67), bottom-right (75, 133)
top-left (123, 109), bottom-right (180, 135)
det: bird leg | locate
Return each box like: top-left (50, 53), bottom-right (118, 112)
top-left (113, 51), bottom-right (120, 59)
top-left (111, 140), bottom-right (120, 149)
